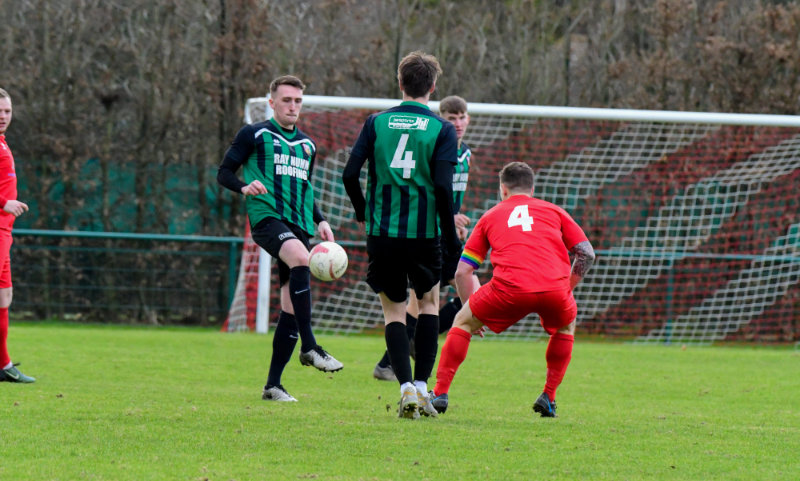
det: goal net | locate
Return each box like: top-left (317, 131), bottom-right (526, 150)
top-left (225, 95), bottom-right (800, 344)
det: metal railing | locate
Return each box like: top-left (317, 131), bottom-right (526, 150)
top-left (10, 229), bottom-right (243, 325)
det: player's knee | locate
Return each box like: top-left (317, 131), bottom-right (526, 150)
top-left (0, 288), bottom-right (12, 308)
top-left (452, 302), bottom-right (479, 332)
top-left (279, 240), bottom-right (310, 267)
top-left (557, 320), bottom-right (576, 335)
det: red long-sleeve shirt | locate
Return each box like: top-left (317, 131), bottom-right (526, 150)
top-left (0, 135), bottom-right (18, 232)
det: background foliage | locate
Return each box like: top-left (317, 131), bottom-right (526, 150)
top-left (2, 0), bottom-right (800, 235)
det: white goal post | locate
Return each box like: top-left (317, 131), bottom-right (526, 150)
top-left (223, 94), bottom-right (800, 345)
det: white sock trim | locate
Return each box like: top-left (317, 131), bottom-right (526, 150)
top-left (400, 381), bottom-right (415, 395)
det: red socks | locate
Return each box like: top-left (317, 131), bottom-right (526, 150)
top-left (433, 327), bottom-right (472, 396)
top-left (434, 328), bottom-right (574, 402)
top-left (0, 307), bottom-right (10, 367)
top-left (544, 332), bottom-right (574, 401)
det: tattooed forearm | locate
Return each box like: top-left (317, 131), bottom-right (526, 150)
top-left (570, 240), bottom-right (595, 280)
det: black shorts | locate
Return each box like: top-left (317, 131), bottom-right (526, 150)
top-left (251, 217), bottom-right (310, 286)
top-left (366, 236), bottom-right (442, 303)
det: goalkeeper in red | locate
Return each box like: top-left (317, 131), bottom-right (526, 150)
top-left (431, 161), bottom-right (595, 417)
top-left (0, 88), bottom-right (35, 384)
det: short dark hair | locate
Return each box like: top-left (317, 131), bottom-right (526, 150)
top-left (439, 95), bottom-right (467, 115)
top-left (0, 88), bottom-right (9, 100)
top-left (499, 162), bottom-right (535, 192)
top-left (397, 51), bottom-right (442, 98)
top-left (269, 75), bottom-right (306, 94)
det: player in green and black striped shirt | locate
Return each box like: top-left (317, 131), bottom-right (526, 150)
top-left (218, 75), bottom-right (342, 403)
top-left (371, 95), bottom-right (481, 384)
top-left (343, 52), bottom-right (462, 419)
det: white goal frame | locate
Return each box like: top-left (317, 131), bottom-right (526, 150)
top-left (233, 94), bottom-right (800, 343)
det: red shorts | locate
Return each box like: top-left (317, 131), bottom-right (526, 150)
top-left (468, 279), bottom-right (577, 335)
top-left (0, 233), bottom-right (12, 289)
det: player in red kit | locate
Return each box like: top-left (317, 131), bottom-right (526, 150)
top-left (431, 161), bottom-right (594, 417)
top-left (0, 88), bottom-right (34, 384)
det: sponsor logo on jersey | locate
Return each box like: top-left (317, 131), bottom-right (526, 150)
top-left (274, 164), bottom-right (309, 180)
top-left (273, 153), bottom-right (310, 180)
top-left (388, 115), bottom-right (429, 131)
top-left (452, 172), bottom-right (469, 191)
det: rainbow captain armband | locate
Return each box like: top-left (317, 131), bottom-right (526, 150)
top-left (460, 248), bottom-right (483, 269)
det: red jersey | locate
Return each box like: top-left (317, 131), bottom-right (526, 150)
top-left (460, 194), bottom-right (588, 292)
top-left (0, 135), bottom-right (18, 232)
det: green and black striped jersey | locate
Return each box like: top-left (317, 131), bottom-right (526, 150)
top-left (218, 118), bottom-right (320, 235)
top-left (343, 101), bottom-right (459, 240)
top-left (452, 142), bottom-right (472, 213)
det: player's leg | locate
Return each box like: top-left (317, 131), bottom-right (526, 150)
top-left (0, 247), bottom-right (34, 384)
top-left (410, 284), bottom-right (440, 417)
top-left (405, 291), bottom-right (419, 356)
top-left (533, 289), bottom-right (578, 418)
top-left (279, 238), bottom-right (316, 349)
top-left (404, 238), bottom-right (445, 417)
top-left (0, 287), bottom-right (11, 371)
top-left (431, 299), bottom-right (484, 413)
top-left (533, 320), bottom-right (575, 417)
top-left (263, 306), bottom-right (299, 401)
top-left (412, 285), bottom-right (439, 387)
top-left (378, 292), bottom-right (419, 419)
top-left (257, 259), bottom-right (300, 400)
top-left (366, 236), bottom-right (420, 418)
top-left (280, 237), bottom-right (342, 373)
top-left (252, 218), bottom-right (341, 376)
top-left (373, 291), bottom-right (418, 382)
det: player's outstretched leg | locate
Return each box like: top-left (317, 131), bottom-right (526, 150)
top-left (299, 345), bottom-right (343, 372)
top-left (289, 266), bottom-right (343, 372)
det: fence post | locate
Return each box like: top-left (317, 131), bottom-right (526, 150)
top-left (228, 239), bottom-right (238, 309)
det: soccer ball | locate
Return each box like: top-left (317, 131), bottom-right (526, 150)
top-left (308, 241), bottom-right (348, 281)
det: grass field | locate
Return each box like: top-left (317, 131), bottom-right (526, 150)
top-left (1, 322), bottom-right (799, 481)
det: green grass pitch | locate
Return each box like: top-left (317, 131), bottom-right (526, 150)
top-left (1, 322), bottom-right (799, 480)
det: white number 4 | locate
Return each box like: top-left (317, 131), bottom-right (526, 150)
top-left (390, 133), bottom-right (416, 178)
top-left (507, 205), bottom-right (534, 231)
